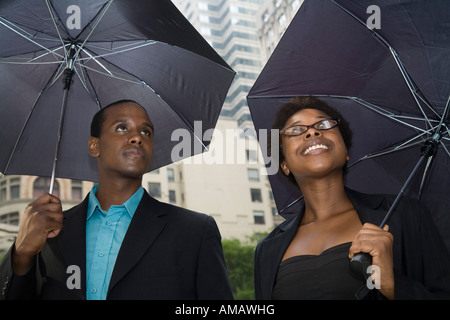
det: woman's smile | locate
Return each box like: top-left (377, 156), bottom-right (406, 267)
top-left (301, 140), bottom-right (331, 156)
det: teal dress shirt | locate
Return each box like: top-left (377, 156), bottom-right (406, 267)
top-left (85, 185), bottom-right (144, 300)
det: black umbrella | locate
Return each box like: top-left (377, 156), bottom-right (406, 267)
top-left (0, 0), bottom-right (235, 192)
top-left (247, 0), bottom-right (450, 255)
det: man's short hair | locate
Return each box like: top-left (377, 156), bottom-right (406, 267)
top-left (90, 99), bottom-right (144, 138)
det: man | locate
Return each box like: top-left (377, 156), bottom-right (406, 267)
top-left (0, 100), bottom-right (233, 300)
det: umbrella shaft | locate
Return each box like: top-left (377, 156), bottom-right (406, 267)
top-left (379, 152), bottom-right (428, 228)
top-left (48, 87), bottom-right (70, 195)
top-left (49, 45), bottom-right (77, 194)
top-left (64, 45), bottom-right (76, 90)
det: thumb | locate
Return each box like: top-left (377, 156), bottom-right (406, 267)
top-left (47, 229), bottom-right (62, 239)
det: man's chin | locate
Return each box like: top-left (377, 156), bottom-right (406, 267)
top-left (121, 166), bottom-right (147, 179)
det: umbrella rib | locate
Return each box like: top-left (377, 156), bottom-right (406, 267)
top-left (0, 17), bottom-right (64, 60)
top-left (72, 60), bottom-right (103, 105)
top-left (346, 95), bottom-right (447, 140)
top-left (78, 63), bottom-right (144, 85)
top-left (44, 0), bottom-right (69, 57)
top-left (389, 47), bottom-right (437, 126)
top-left (76, 64), bottom-right (102, 112)
top-left (0, 59), bottom-right (62, 66)
top-left (77, 40), bottom-right (158, 62)
top-left (418, 155), bottom-right (435, 197)
top-left (83, 40), bottom-right (153, 52)
top-left (345, 95), bottom-right (436, 136)
top-left (278, 196), bottom-right (303, 215)
top-left (73, 0), bottom-right (114, 62)
top-left (78, 47), bottom-right (113, 76)
top-left (29, 43), bottom-right (68, 63)
top-left (76, 48), bottom-right (208, 150)
top-left (0, 44), bottom-right (69, 66)
top-left (249, 93), bottom-right (437, 136)
top-left (329, 0), bottom-right (438, 129)
top-left (2, 92), bottom-right (43, 175)
top-left (440, 141), bottom-right (450, 158)
top-left (78, 60), bottom-right (208, 149)
top-left (80, 61), bottom-right (208, 150)
top-left (2, 62), bottom-right (63, 175)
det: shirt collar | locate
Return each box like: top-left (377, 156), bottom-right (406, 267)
top-left (87, 184), bottom-right (144, 220)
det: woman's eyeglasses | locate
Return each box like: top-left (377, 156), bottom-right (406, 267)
top-left (280, 119), bottom-right (340, 136)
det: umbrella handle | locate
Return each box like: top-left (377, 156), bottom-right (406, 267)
top-left (349, 252), bottom-right (372, 279)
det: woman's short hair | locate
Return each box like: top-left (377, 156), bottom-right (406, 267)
top-left (270, 96), bottom-right (353, 186)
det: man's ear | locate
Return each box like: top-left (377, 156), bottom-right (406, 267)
top-left (280, 161), bottom-right (290, 176)
top-left (88, 137), bottom-right (100, 158)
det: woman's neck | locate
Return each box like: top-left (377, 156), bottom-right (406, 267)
top-left (297, 175), bottom-right (353, 224)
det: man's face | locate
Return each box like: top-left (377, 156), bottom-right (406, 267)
top-left (88, 102), bottom-right (154, 180)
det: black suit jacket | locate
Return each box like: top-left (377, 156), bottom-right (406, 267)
top-left (254, 188), bottom-right (450, 300)
top-left (0, 191), bottom-right (233, 300)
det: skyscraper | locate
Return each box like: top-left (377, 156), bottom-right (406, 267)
top-left (173, 0), bottom-right (265, 131)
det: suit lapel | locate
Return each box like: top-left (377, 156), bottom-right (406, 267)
top-left (50, 197), bottom-right (88, 299)
top-left (346, 188), bottom-right (387, 226)
top-left (108, 193), bottom-right (167, 294)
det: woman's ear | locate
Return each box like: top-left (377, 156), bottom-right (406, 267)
top-left (88, 137), bottom-right (100, 158)
top-left (280, 161), bottom-right (290, 176)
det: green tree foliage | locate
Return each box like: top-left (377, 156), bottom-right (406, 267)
top-left (222, 232), bottom-right (268, 300)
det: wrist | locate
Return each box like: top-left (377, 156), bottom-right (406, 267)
top-left (12, 245), bottom-right (36, 276)
top-left (379, 273), bottom-right (395, 300)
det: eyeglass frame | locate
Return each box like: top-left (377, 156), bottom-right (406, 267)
top-left (280, 119), bottom-right (340, 136)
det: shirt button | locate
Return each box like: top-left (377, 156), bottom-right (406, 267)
top-left (98, 252), bottom-right (104, 257)
top-left (91, 288), bottom-right (97, 294)
top-left (106, 221), bottom-right (112, 226)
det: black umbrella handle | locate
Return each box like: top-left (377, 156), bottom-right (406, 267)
top-left (349, 252), bottom-right (372, 279)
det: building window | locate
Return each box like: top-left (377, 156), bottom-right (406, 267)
top-left (278, 13), bottom-right (286, 26)
top-left (263, 10), bottom-right (270, 22)
top-left (169, 190), bottom-right (176, 203)
top-left (271, 207), bottom-right (278, 216)
top-left (33, 177), bottom-right (59, 198)
top-left (198, 14), bottom-right (209, 23)
top-left (246, 149), bottom-right (258, 164)
top-left (292, 0), bottom-right (301, 11)
top-left (167, 168), bottom-right (175, 182)
top-left (0, 179), bottom-right (7, 203)
top-left (250, 188), bottom-right (262, 202)
top-left (253, 211), bottom-right (265, 224)
top-left (0, 211), bottom-right (19, 225)
top-left (148, 182), bottom-right (161, 198)
top-left (247, 168), bottom-right (259, 181)
top-left (71, 180), bottom-right (82, 201)
top-left (10, 177), bottom-right (20, 199)
top-left (0, 177), bottom-right (20, 202)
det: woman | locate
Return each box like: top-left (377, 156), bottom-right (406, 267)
top-left (254, 96), bottom-right (450, 300)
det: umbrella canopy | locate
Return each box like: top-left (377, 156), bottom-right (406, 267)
top-left (0, 0), bottom-right (235, 185)
top-left (247, 0), bottom-right (450, 248)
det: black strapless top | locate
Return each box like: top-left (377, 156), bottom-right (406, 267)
top-left (272, 242), bottom-right (365, 300)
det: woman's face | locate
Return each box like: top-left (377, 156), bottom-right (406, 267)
top-left (280, 108), bottom-right (349, 183)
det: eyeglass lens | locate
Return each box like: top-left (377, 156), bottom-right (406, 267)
top-left (282, 119), bottom-right (338, 136)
